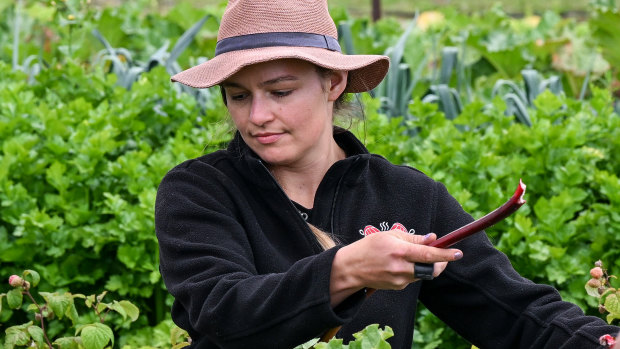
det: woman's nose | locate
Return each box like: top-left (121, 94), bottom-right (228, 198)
top-left (249, 96), bottom-right (274, 126)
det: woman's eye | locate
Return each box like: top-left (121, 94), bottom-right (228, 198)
top-left (272, 90), bottom-right (292, 98)
top-left (230, 93), bottom-right (248, 101)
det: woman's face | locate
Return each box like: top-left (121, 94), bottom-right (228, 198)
top-left (222, 59), bottom-right (347, 168)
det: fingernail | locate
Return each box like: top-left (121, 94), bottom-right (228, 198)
top-left (454, 251), bottom-right (463, 260)
top-left (423, 233), bottom-right (432, 241)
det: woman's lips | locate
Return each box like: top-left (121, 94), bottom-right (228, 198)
top-left (254, 132), bottom-right (283, 144)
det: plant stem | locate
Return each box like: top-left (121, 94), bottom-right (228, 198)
top-left (24, 290), bottom-right (53, 349)
top-left (430, 179), bottom-right (527, 248)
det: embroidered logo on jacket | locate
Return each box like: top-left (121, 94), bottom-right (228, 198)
top-left (359, 222), bottom-right (415, 236)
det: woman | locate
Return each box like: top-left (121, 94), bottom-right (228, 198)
top-left (155, 0), bottom-right (619, 348)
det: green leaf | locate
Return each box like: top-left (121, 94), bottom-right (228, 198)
top-left (315, 338), bottom-right (345, 349)
top-left (53, 337), bottom-right (81, 349)
top-left (293, 338), bottom-right (320, 349)
top-left (78, 323), bottom-right (114, 349)
top-left (167, 15), bottom-right (211, 66)
top-left (66, 301), bottom-right (80, 326)
top-left (23, 269), bottom-right (40, 287)
top-left (96, 291), bottom-right (108, 303)
top-left (85, 294), bottom-right (96, 308)
top-left (39, 292), bottom-right (72, 320)
top-left (118, 300), bottom-right (140, 321)
top-left (533, 89), bottom-right (564, 115)
top-left (585, 282), bottom-right (602, 298)
top-left (109, 300), bottom-right (127, 320)
top-left (6, 324), bottom-right (32, 347)
top-left (7, 289), bottom-right (23, 309)
top-left (604, 292), bottom-right (620, 321)
top-left (27, 325), bottom-right (45, 344)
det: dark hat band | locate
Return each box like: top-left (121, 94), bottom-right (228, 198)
top-left (215, 32), bottom-right (342, 56)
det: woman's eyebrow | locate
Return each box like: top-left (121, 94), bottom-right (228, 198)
top-left (221, 81), bottom-right (243, 89)
top-left (258, 75), bottom-right (298, 87)
top-left (222, 75), bottom-right (299, 89)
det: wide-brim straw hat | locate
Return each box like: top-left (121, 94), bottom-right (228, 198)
top-left (171, 0), bottom-right (390, 93)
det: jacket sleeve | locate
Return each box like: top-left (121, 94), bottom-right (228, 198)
top-left (419, 181), bottom-right (618, 349)
top-left (155, 162), bottom-right (363, 348)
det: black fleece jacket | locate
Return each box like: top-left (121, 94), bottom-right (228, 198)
top-left (155, 129), bottom-right (617, 348)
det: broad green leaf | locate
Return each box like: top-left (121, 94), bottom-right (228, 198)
top-left (97, 302), bottom-right (108, 314)
top-left (604, 292), bottom-right (620, 321)
top-left (6, 324), bottom-right (31, 347)
top-left (23, 269), bottom-right (40, 287)
top-left (117, 244), bottom-right (142, 269)
top-left (7, 289), bottom-right (23, 309)
top-left (109, 300), bottom-right (127, 320)
top-left (118, 300), bottom-right (140, 321)
top-left (66, 301), bottom-right (80, 326)
top-left (27, 325), bottom-right (45, 344)
top-left (78, 323), bottom-right (114, 349)
top-left (39, 292), bottom-right (72, 320)
top-left (53, 337), bottom-right (81, 349)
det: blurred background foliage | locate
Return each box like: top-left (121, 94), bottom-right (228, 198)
top-left (0, 0), bottom-right (619, 348)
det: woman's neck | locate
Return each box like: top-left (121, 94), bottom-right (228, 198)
top-left (269, 139), bottom-right (345, 209)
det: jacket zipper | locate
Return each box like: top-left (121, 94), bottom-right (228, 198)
top-left (257, 160), bottom-right (325, 253)
top-left (328, 157), bottom-right (359, 237)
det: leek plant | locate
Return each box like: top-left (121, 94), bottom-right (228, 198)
top-left (422, 46), bottom-right (464, 120)
top-left (492, 69), bottom-right (564, 126)
top-left (93, 14), bottom-right (215, 112)
top-left (373, 13), bottom-right (427, 121)
top-left (10, 0), bottom-right (43, 84)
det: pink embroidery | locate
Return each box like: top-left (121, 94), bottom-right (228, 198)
top-left (390, 223), bottom-right (408, 233)
top-left (360, 225), bottom-right (381, 236)
top-left (359, 222), bottom-right (416, 236)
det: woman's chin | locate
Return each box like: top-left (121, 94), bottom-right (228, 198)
top-left (255, 150), bottom-right (295, 167)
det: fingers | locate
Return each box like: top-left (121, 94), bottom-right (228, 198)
top-left (384, 229), bottom-right (463, 263)
top-left (340, 230), bottom-right (464, 291)
top-left (387, 229), bottom-right (429, 244)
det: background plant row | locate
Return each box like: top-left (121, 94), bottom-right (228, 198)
top-left (1, 0), bottom-right (619, 347)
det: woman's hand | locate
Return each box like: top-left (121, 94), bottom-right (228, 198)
top-left (329, 230), bottom-right (463, 306)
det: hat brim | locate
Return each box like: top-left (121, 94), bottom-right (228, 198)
top-left (171, 46), bottom-right (390, 93)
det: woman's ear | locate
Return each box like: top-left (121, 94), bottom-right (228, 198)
top-left (327, 70), bottom-right (348, 102)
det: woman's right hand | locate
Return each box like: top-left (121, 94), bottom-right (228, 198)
top-left (329, 230), bottom-right (463, 306)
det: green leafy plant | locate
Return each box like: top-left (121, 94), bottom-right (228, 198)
top-left (585, 260), bottom-right (620, 324)
top-left (2, 269), bottom-right (139, 349)
top-left (0, 60), bottom-right (230, 345)
top-left (293, 324), bottom-right (394, 349)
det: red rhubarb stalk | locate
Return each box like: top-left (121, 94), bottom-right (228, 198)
top-left (429, 179), bottom-right (527, 248)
